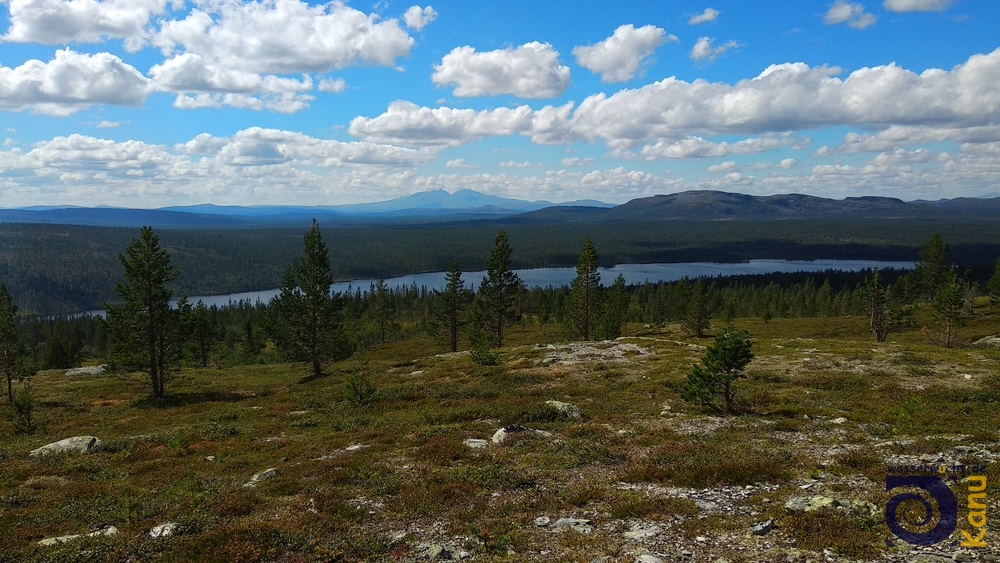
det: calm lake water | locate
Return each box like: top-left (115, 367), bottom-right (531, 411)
top-left (80, 260), bottom-right (915, 315)
top-left (78, 259), bottom-right (913, 316)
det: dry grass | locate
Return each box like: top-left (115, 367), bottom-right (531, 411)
top-left (1, 308), bottom-right (998, 561)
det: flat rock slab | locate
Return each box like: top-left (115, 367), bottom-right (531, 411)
top-left (463, 438), bottom-right (490, 449)
top-left (39, 526), bottom-right (118, 546)
top-left (623, 523), bottom-right (660, 540)
top-left (553, 517), bottom-right (592, 533)
top-left (244, 467), bottom-right (278, 487)
top-left (784, 495), bottom-right (878, 517)
top-left (65, 365), bottom-right (106, 377)
top-left (30, 436), bottom-right (101, 457)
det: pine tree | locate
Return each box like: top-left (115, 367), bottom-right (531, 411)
top-left (475, 229), bottom-right (521, 348)
top-left (268, 220), bottom-right (347, 378)
top-left (1, 284), bottom-right (31, 402)
top-left (682, 325), bottom-right (754, 414)
top-left (860, 270), bottom-right (891, 342)
top-left (431, 260), bottom-right (472, 352)
top-left (568, 237), bottom-right (602, 340)
top-left (931, 270), bottom-right (965, 348)
top-left (104, 226), bottom-right (188, 398)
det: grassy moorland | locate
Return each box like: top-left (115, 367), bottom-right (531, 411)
top-left (1, 304), bottom-right (999, 562)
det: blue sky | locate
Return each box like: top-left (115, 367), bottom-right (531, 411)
top-left (1, 0), bottom-right (998, 207)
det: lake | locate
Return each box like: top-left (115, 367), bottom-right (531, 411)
top-left (75, 258), bottom-right (913, 316)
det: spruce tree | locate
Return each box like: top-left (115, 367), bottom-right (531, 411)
top-left (104, 226), bottom-right (188, 398)
top-left (188, 300), bottom-right (215, 367)
top-left (373, 278), bottom-right (391, 344)
top-left (269, 220), bottom-right (347, 378)
top-left (601, 273), bottom-right (629, 339)
top-left (988, 258), bottom-right (1000, 307)
top-left (431, 260), bottom-right (472, 352)
top-left (681, 279), bottom-right (711, 337)
top-left (915, 234), bottom-right (951, 299)
top-left (475, 229), bottom-right (521, 348)
top-left (1, 284), bottom-right (31, 402)
top-left (568, 237), bottom-right (602, 340)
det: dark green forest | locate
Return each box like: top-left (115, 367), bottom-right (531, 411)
top-left (2, 216), bottom-right (999, 315)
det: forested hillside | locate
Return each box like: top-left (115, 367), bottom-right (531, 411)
top-left (2, 217), bottom-right (999, 315)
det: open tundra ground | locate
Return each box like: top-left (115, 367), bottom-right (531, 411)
top-left (2, 307), bottom-right (1000, 562)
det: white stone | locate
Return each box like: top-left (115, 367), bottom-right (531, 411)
top-left (39, 526), bottom-right (117, 546)
top-left (149, 522), bottom-right (178, 538)
top-left (463, 438), bottom-right (489, 449)
top-left (344, 444), bottom-right (369, 452)
top-left (491, 425), bottom-right (530, 443)
top-left (30, 436), bottom-right (101, 457)
top-left (830, 417), bottom-right (847, 424)
top-left (243, 467), bottom-right (277, 487)
top-left (65, 365), bottom-right (106, 377)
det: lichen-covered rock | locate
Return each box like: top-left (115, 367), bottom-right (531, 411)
top-left (149, 522), bottom-right (178, 538)
top-left (30, 436), bottom-right (101, 457)
top-left (38, 526), bottom-right (117, 546)
top-left (545, 400), bottom-right (582, 419)
top-left (784, 495), bottom-right (878, 518)
top-left (491, 425), bottom-right (531, 443)
top-left (65, 365), bottom-right (106, 377)
top-left (243, 467), bottom-right (277, 487)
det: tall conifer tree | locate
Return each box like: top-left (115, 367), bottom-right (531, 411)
top-left (269, 220), bottom-right (347, 377)
top-left (431, 260), bottom-right (472, 352)
top-left (0, 284), bottom-right (29, 402)
top-left (476, 230), bottom-right (521, 348)
top-left (568, 237), bottom-right (602, 340)
top-left (104, 227), bottom-right (188, 398)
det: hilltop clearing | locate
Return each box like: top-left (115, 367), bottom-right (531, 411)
top-left (1, 311), bottom-right (999, 561)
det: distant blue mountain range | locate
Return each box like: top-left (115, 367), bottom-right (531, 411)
top-left (3, 189), bottom-right (998, 229)
top-left (0, 189), bottom-right (612, 228)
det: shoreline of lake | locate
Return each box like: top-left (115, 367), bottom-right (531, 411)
top-left (71, 259), bottom-right (915, 318)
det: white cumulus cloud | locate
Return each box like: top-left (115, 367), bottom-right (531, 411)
top-left (348, 101), bottom-right (577, 147)
top-left (149, 53), bottom-right (314, 113)
top-left (318, 78), bottom-right (346, 93)
top-left (884, 0), bottom-right (951, 12)
top-left (627, 135), bottom-right (799, 160)
top-left (690, 37), bottom-right (739, 62)
top-left (688, 8), bottom-right (720, 25)
top-left (431, 42), bottom-right (571, 99)
top-left (0, 49), bottom-right (150, 116)
top-left (403, 5), bottom-right (437, 31)
top-left (152, 0), bottom-right (415, 74)
top-left (825, 1), bottom-right (878, 29)
top-left (1, 0), bottom-right (174, 51)
top-left (707, 161), bottom-right (738, 172)
top-left (572, 24), bottom-right (676, 83)
top-left (561, 157), bottom-right (594, 167)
